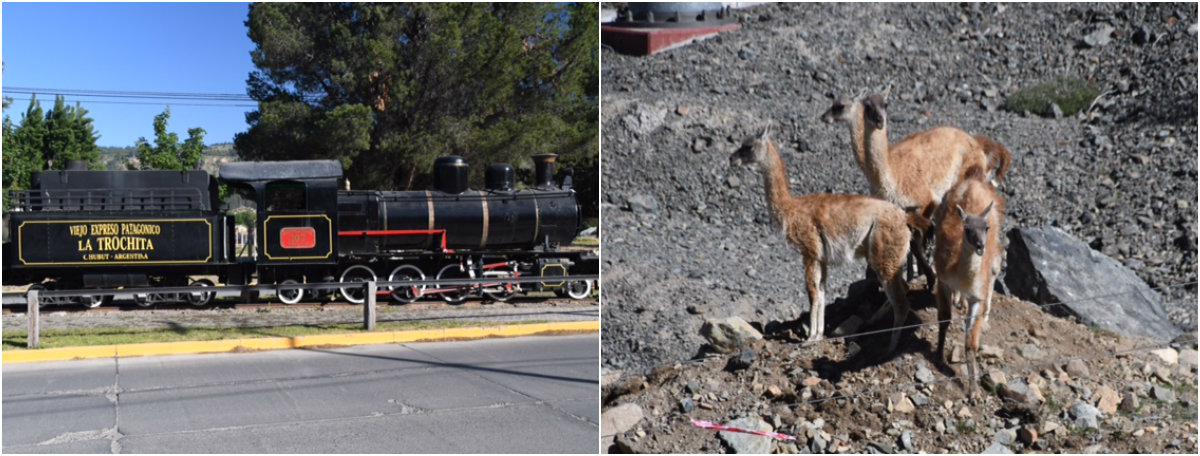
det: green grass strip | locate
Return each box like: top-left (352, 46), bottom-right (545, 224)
top-left (3, 319), bottom-right (550, 351)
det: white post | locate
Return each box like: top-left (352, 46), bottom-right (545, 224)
top-left (364, 281), bottom-right (377, 331)
top-left (27, 289), bottom-right (39, 348)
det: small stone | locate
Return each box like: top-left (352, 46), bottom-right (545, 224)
top-left (982, 371), bottom-right (1007, 390)
top-left (1068, 401), bottom-right (1101, 429)
top-left (1119, 393), bottom-right (1140, 413)
top-left (891, 393), bottom-right (916, 414)
top-left (980, 344), bottom-right (1003, 359)
top-left (1065, 359), bottom-right (1090, 378)
top-left (1093, 386), bottom-right (1121, 414)
top-left (719, 417), bottom-right (774, 454)
top-left (982, 442), bottom-right (1013, 454)
top-left (679, 397), bottom-right (695, 413)
top-left (993, 428), bottom-right (1016, 446)
top-left (676, 105), bottom-right (690, 116)
top-left (1041, 421), bottom-right (1061, 435)
top-left (957, 406), bottom-right (972, 418)
top-left (900, 430), bottom-right (914, 451)
top-left (1083, 444), bottom-right (1104, 453)
top-left (1019, 344), bottom-right (1045, 360)
top-left (1000, 379), bottom-right (1040, 405)
top-left (1155, 367), bottom-right (1173, 383)
top-left (802, 376), bottom-right (822, 387)
top-left (601, 403), bottom-right (644, 438)
top-left (1050, 102), bottom-right (1064, 119)
top-left (766, 385), bottom-right (784, 398)
top-left (726, 348), bottom-right (756, 372)
top-left (915, 364), bottom-right (936, 384)
top-left (1017, 427), bottom-right (1037, 446)
top-left (1152, 385), bottom-right (1176, 403)
top-left (1151, 348), bottom-right (1179, 365)
top-left (726, 175), bottom-right (742, 189)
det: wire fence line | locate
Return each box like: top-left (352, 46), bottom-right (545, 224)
top-left (783, 280), bottom-right (1198, 348)
top-left (668, 280), bottom-right (1196, 406)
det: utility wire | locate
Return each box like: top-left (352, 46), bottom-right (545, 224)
top-left (4, 97), bottom-right (257, 108)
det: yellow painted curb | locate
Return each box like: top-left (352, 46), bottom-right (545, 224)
top-left (2, 320), bottom-right (599, 364)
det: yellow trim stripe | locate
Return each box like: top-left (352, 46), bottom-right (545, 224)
top-left (2, 321), bottom-right (599, 364)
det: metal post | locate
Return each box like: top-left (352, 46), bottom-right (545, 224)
top-left (364, 281), bottom-right (377, 331)
top-left (27, 289), bottom-right (39, 348)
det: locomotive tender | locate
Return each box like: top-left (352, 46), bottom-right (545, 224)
top-left (2, 154), bottom-right (596, 307)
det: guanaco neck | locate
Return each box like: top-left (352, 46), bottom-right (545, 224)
top-left (845, 110), bottom-right (869, 173)
top-left (862, 117), bottom-right (896, 198)
top-left (758, 139), bottom-right (793, 224)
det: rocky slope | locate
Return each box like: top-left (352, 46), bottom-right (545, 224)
top-left (601, 295), bottom-right (1198, 454)
top-left (600, 3), bottom-right (1197, 453)
top-left (601, 1), bottom-right (1197, 375)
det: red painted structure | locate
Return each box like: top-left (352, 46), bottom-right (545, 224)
top-left (601, 23), bottom-right (742, 56)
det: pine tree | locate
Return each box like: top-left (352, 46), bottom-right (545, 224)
top-left (2, 95), bottom-right (103, 210)
top-left (235, 2), bottom-right (598, 209)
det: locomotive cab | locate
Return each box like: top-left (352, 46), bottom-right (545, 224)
top-left (219, 160), bottom-right (342, 286)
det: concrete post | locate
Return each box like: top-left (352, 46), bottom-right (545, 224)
top-left (364, 281), bottom-right (377, 331)
top-left (27, 289), bottom-right (39, 348)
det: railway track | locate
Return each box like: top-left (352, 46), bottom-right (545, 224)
top-left (1, 294), bottom-right (598, 332)
top-left (1, 293), bottom-right (590, 314)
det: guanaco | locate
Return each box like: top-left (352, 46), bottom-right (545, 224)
top-left (728, 125), bottom-right (929, 353)
top-left (932, 166), bottom-right (1005, 396)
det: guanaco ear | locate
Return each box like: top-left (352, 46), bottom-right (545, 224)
top-left (881, 83), bottom-right (892, 101)
top-left (980, 201), bottom-right (994, 218)
top-left (855, 88), bottom-right (867, 101)
top-left (760, 122), bottom-right (772, 143)
top-left (955, 204), bottom-right (966, 220)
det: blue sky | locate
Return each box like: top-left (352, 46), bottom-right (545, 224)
top-left (2, 2), bottom-right (256, 147)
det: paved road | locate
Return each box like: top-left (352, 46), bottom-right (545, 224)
top-left (3, 335), bottom-right (598, 453)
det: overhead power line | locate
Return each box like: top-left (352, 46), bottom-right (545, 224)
top-left (2, 86), bottom-right (323, 105)
top-left (4, 96), bottom-right (258, 109)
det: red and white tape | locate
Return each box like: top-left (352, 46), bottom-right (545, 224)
top-left (690, 418), bottom-right (796, 441)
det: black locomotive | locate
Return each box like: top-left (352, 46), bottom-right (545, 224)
top-left (2, 154), bottom-right (596, 307)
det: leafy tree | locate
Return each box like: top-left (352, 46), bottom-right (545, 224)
top-left (131, 108), bottom-right (207, 171)
top-left (236, 2), bottom-right (599, 214)
top-left (2, 95), bottom-right (101, 210)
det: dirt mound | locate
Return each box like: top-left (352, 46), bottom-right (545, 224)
top-left (602, 291), bottom-right (1198, 453)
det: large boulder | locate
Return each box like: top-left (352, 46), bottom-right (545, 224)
top-left (1004, 226), bottom-right (1179, 339)
top-left (700, 316), bottom-right (763, 353)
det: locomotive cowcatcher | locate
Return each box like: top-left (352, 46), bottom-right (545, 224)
top-left (2, 154), bottom-right (597, 307)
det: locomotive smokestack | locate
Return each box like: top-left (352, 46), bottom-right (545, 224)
top-left (532, 154), bottom-right (557, 189)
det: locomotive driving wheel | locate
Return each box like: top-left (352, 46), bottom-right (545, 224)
top-left (481, 265), bottom-right (518, 302)
top-left (339, 264), bottom-right (377, 304)
top-left (435, 263), bottom-right (469, 304)
top-left (387, 265), bottom-right (425, 303)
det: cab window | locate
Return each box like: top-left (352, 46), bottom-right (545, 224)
top-left (265, 181), bottom-right (306, 211)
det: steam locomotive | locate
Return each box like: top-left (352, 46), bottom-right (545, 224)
top-left (2, 154), bottom-right (597, 307)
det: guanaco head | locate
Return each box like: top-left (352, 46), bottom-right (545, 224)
top-left (956, 201), bottom-right (994, 256)
top-left (861, 86), bottom-right (891, 130)
top-left (820, 88), bottom-right (866, 125)
top-left (729, 124), bottom-right (772, 168)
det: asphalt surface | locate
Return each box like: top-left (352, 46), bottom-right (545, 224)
top-left (2, 334), bottom-right (599, 453)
